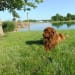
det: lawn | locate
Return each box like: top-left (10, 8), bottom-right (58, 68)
top-left (0, 30), bottom-right (75, 75)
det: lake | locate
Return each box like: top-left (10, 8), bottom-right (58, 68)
top-left (19, 22), bottom-right (75, 31)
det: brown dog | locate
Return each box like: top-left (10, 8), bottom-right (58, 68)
top-left (43, 27), bottom-right (65, 51)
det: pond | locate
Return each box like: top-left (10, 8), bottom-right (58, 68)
top-left (19, 22), bottom-right (75, 31)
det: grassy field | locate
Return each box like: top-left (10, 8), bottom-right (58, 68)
top-left (0, 30), bottom-right (75, 75)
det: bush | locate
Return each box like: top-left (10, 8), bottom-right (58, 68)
top-left (2, 21), bottom-right (15, 32)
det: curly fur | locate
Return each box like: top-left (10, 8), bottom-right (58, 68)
top-left (43, 27), bottom-right (65, 51)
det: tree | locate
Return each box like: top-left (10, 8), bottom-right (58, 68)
top-left (12, 10), bottom-right (20, 21)
top-left (0, 0), bottom-right (43, 35)
top-left (0, 0), bottom-right (43, 11)
top-left (71, 15), bottom-right (75, 20)
top-left (0, 20), bottom-right (4, 36)
top-left (51, 13), bottom-right (64, 21)
top-left (66, 13), bottom-right (72, 21)
top-left (0, 0), bottom-right (43, 17)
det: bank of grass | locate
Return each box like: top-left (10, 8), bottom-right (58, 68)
top-left (0, 30), bottom-right (75, 75)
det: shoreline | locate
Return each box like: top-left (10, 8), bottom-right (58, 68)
top-left (50, 20), bottom-right (75, 23)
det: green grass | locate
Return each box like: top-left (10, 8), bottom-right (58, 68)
top-left (0, 30), bottom-right (75, 75)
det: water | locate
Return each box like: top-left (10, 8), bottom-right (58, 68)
top-left (19, 22), bottom-right (75, 31)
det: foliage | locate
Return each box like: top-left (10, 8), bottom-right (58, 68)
top-left (0, 30), bottom-right (75, 75)
top-left (24, 19), bottom-right (50, 22)
top-left (51, 13), bottom-right (75, 21)
top-left (24, 19), bottom-right (37, 22)
top-left (41, 20), bottom-right (50, 22)
top-left (0, 0), bottom-right (43, 10)
top-left (2, 21), bottom-right (15, 32)
top-left (51, 14), bottom-right (64, 21)
top-left (12, 10), bottom-right (20, 18)
top-left (0, 0), bottom-right (43, 17)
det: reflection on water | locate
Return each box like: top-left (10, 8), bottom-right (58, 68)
top-left (51, 22), bottom-right (75, 30)
top-left (19, 22), bottom-right (75, 31)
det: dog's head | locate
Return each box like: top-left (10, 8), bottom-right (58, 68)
top-left (43, 27), bottom-right (56, 39)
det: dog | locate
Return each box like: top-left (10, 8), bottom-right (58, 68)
top-left (43, 27), bottom-right (65, 51)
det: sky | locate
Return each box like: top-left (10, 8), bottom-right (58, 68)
top-left (0, 0), bottom-right (75, 21)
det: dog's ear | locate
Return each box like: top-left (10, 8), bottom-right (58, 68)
top-left (44, 28), bottom-right (48, 32)
top-left (43, 32), bottom-right (50, 38)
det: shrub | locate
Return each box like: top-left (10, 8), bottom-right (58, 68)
top-left (2, 21), bottom-right (15, 32)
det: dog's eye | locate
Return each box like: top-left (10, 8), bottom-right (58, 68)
top-left (52, 31), bottom-right (54, 34)
top-left (52, 30), bottom-right (56, 34)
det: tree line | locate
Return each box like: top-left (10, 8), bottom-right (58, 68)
top-left (24, 19), bottom-right (50, 22)
top-left (51, 13), bottom-right (75, 21)
top-left (24, 13), bottom-right (75, 22)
